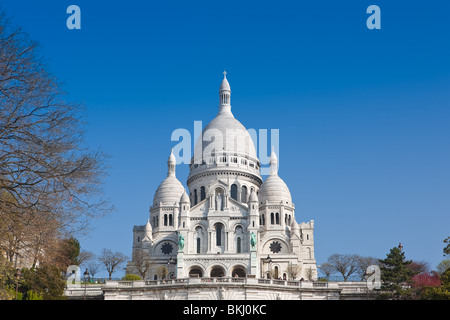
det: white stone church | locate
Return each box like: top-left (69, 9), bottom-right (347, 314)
top-left (126, 73), bottom-right (318, 282)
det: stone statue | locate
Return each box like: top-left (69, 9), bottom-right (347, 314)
top-left (251, 232), bottom-right (256, 250)
top-left (218, 287), bottom-right (225, 300)
top-left (216, 193), bottom-right (222, 211)
top-left (178, 234), bottom-right (185, 251)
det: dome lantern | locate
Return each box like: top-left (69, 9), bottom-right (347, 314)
top-left (219, 71), bottom-right (231, 114)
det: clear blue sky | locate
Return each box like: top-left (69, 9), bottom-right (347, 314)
top-left (2, 0), bottom-right (449, 278)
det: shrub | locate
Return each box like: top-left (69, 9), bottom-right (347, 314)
top-left (122, 274), bottom-right (142, 281)
top-left (25, 290), bottom-right (43, 300)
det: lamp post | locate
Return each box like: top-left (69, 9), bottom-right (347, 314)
top-left (167, 257), bottom-right (176, 279)
top-left (14, 268), bottom-right (21, 300)
top-left (83, 268), bottom-right (89, 300)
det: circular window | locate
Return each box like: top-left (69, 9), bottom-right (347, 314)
top-left (269, 241), bottom-right (282, 254)
top-left (161, 242), bottom-right (173, 255)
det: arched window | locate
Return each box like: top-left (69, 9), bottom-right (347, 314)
top-left (194, 189), bottom-right (198, 205)
top-left (137, 236), bottom-right (140, 242)
top-left (241, 186), bottom-right (247, 203)
top-left (216, 224), bottom-right (222, 246)
top-left (164, 214), bottom-right (168, 226)
top-left (231, 184), bottom-right (238, 200)
top-left (262, 214), bottom-right (265, 226)
top-left (274, 266), bottom-right (279, 279)
top-left (288, 215), bottom-right (291, 226)
top-left (169, 214), bottom-right (173, 226)
top-left (271, 212), bottom-right (274, 225)
top-left (196, 237), bottom-right (201, 254)
top-left (200, 186), bottom-right (206, 201)
top-left (236, 237), bottom-right (241, 253)
top-left (275, 212), bottom-right (280, 225)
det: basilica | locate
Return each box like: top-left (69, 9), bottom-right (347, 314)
top-left (126, 73), bottom-right (318, 282)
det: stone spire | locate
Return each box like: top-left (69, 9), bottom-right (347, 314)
top-left (269, 146), bottom-right (278, 176)
top-left (143, 218), bottom-right (153, 242)
top-left (219, 71), bottom-right (231, 114)
top-left (167, 148), bottom-right (176, 177)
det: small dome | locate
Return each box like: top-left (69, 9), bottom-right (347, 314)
top-left (258, 175), bottom-right (292, 204)
top-left (153, 150), bottom-right (185, 206)
top-left (258, 148), bottom-right (292, 204)
top-left (180, 189), bottom-right (190, 203)
top-left (220, 71), bottom-right (230, 91)
top-left (153, 176), bottom-right (184, 206)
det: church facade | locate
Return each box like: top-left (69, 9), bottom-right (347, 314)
top-left (126, 74), bottom-right (318, 282)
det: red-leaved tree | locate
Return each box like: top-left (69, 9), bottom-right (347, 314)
top-left (412, 272), bottom-right (441, 289)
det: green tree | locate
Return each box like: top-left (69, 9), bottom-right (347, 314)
top-left (420, 268), bottom-right (450, 300)
top-left (444, 237), bottom-right (450, 257)
top-left (436, 260), bottom-right (450, 275)
top-left (64, 237), bottom-right (81, 267)
top-left (0, 255), bottom-right (16, 300)
top-left (377, 246), bottom-right (416, 300)
top-left (20, 264), bottom-right (66, 300)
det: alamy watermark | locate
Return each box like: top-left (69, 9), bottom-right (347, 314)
top-left (171, 121), bottom-right (279, 175)
top-left (366, 265), bottom-right (381, 290)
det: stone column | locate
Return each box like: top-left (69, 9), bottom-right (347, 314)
top-left (224, 230), bottom-right (229, 253)
top-left (207, 229), bottom-right (212, 253)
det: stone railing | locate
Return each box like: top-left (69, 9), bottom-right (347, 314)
top-left (64, 285), bottom-right (105, 299)
top-left (103, 277), bottom-right (341, 290)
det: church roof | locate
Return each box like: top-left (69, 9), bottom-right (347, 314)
top-left (153, 150), bottom-right (185, 206)
top-left (258, 148), bottom-right (292, 204)
top-left (192, 72), bottom-right (258, 162)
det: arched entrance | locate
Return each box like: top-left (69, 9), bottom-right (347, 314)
top-left (210, 266), bottom-right (225, 277)
top-left (231, 266), bottom-right (246, 278)
top-left (189, 267), bottom-right (203, 278)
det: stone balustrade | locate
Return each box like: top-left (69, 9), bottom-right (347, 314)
top-left (103, 277), bottom-right (340, 289)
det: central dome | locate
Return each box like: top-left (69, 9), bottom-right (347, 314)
top-left (192, 72), bottom-right (258, 162)
top-left (188, 72), bottom-right (262, 186)
top-left (193, 111), bottom-right (258, 161)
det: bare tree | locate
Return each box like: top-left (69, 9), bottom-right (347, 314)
top-left (305, 267), bottom-right (314, 281)
top-left (285, 263), bottom-right (301, 280)
top-left (87, 261), bottom-right (101, 278)
top-left (0, 11), bottom-right (112, 271)
top-left (156, 265), bottom-right (169, 279)
top-left (355, 255), bottom-right (381, 281)
top-left (77, 250), bottom-right (95, 267)
top-left (98, 249), bottom-right (128, 280)
top-left (318, 263), bottom-right (334, 280)
top-left (407, 260), bottom-right (430, 274)
top-left (133, 250), bottom-right (152, 280)
top-left (327, 254), bottom-right (359, 281)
